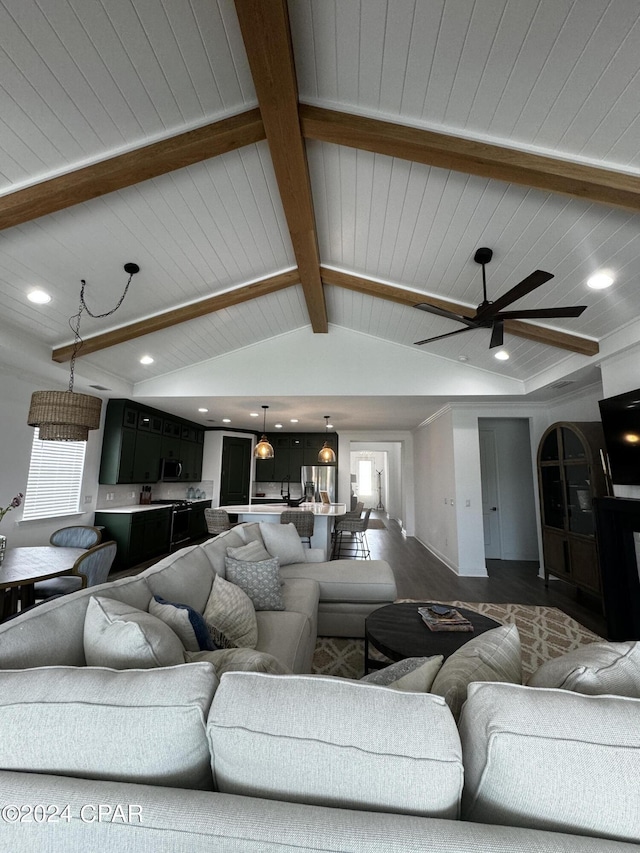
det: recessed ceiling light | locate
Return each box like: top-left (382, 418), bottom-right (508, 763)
top-left (587, 271), bottom-right (614, 290)
top-left (274, 423), bottom-right (283, 429)
top-left (249, 412), bottom-right (259, 417)
top-left (458, 355), bottom-right (469, 362)
top-left (27, 289), bottom-right (51, 304)
top-left (222, 418), bottom-right (231, 423)
top-left (198, 408), bottom-right (208, 413)
top-left (494, 350), bottom-right (510, 361)
top-left (139, 355), bottom-right (154, 365)
top-left (290, 418), bottom-right (299, 423)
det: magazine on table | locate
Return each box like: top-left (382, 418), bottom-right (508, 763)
top-left (418, 605), bottom-right (474, 632)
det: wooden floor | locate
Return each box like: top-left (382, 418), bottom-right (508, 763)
top-left (364, 512), bottom-right (608, 637)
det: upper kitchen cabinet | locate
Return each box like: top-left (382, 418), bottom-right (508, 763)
top-left (254, 433), bottom-right (337, 481)
top-left (99, 399), bottom-right (204, 485)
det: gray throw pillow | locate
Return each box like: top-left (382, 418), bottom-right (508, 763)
top-left (226, 540), bottom-right (273, 562)
top-left (259, 522), bottom-right (306, 566)
top-left (224, 556), bottom-right (285, 611)
top-left (361, 656), bottom-right (444, 692)
top-left (149, 595), bottom-right (215, 652)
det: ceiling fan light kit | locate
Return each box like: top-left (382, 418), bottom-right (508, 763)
top-left (413, 247), bottom-right (587, 352)
top-left (27, 263), bottom-right (140, 441)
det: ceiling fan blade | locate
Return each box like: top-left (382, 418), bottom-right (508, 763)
top-left (477, 270), bottom-right (554, 317)
top-left (414, 327), bottom-right (473, 346)
top-left (489, 319), bottom-right (504, 349)
top-left (414, 303), bottom-right (478, 328)
top-left (495, 305), bottom-right (587, 320)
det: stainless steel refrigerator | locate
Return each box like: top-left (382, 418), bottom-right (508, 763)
top-left (301, 466), bottom-right (336, 503)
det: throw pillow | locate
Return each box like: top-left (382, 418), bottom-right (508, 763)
top-left (149, 595), bottom-right (215, 653)
top-left (361, 656), bottom-right (444, 692)
top-left (83, 595), bottom-right (185, 669)
top-left (203, 574), bottom-right (258, 649)
top-left (237, 522), bottom-right (264, 545)
top-left (224, 556), bottom-right (285, 611)
top-left (430, 624), bottom-right (522, 720)
top-left (259, 522), bottom-right (306, 566)
top-left (226, 540), bottom-right (273, 563)
top-left (527, 640), bottom-right (640, 696)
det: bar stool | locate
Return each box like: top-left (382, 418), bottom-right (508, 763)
top-left (280, 510), bottom-right (315, 547)
top-left (332, 508), bottom-right (372, 559)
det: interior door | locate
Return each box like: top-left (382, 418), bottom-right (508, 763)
top-left (479, 428), bottom-right (502, 559)
top-left (220, 437), bottom-right (252, 506)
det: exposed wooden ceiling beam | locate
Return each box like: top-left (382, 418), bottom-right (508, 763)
top-left (302, 105), bottom-right (640, 214)
top-left (0, 108), bottom-right (265, 231)
top-left (52, 270), bottom-right (299, 363)
top-left (234, 0), bottom-right (327, 333)
top-left (321, 267), bottom-right (599, 356)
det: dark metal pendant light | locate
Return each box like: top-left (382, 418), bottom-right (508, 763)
top-left (318, 416), bottom-right (336, 463)
top-left (254, 405), bottom-right (275, 459)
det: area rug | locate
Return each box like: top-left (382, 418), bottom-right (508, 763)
top-left (366, 519), bottom-right (386, 530)
top-left (311, 602), bottom-right (603, 680)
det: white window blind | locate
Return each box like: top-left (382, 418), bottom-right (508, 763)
top-left (22, 428), bottom-right (87, 521)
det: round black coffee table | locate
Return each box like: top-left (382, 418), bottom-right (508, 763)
top-left (364, 602), bottom-right (501, 673)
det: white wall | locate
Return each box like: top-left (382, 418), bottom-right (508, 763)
top-left (413, 408), bottom-right (459, 571)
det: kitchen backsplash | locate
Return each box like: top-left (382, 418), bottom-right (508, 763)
top-left (96, 480), bottom-right (213, 509)
top-left (252, 481), bottom-right (303, 499)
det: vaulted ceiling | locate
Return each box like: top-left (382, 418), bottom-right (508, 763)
top-left (2, 0), bottom-right (640, 429)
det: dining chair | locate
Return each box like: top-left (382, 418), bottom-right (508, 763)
top-left (49, 525), bottom-right (102, 548)
top-left (280, 510), bottom-right (315, 547)
top-left (204, 508), bottom-right (237, 536)
top-left (331, 507), bottom-right (372, 559)
top-left (33, 541), bottom-right (118, 601)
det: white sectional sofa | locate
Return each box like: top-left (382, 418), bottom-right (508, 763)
top-left (1, 523), bottom-right (639, 850)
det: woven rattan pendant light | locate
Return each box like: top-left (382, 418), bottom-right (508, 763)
top-left (28, 263), bottom-right (139, 441)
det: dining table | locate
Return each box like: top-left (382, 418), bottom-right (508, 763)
top-left (0, 546), bottom-right (86, 621)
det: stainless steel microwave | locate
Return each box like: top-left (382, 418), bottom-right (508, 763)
top-left (159, 458), bottom-right (183, 481)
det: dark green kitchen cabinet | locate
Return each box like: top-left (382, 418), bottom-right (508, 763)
top-left (189, 500), bottom-right (212, 540)
top-left (94, 507), bottom-right (171, 570)
top-left (100, 399), bottom-right (204, 485)
top-left (254, 432), bottom-right (337, 481)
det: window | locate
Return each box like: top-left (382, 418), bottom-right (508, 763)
top-left (22, 428), bottom-right (87, 521)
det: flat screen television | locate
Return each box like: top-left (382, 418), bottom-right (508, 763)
top-left (598, 389), bottom-right (640, 485)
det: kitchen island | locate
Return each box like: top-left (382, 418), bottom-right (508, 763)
top-left (222, 502), bottom-right (347, 558)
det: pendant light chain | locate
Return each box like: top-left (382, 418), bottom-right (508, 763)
top-left (67, 268), bottom-right (137, 393)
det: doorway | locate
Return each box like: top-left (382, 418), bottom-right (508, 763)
top-left (478, 418), bottom-right (539, 563)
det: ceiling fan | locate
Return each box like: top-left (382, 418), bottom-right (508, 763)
top-left (414, 248), bottom-right (587, 350)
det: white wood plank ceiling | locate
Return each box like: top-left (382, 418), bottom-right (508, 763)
top-left (0, 0), bottom-right (639, 428)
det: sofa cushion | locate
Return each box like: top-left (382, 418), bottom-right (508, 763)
top-left (200, 528), bottom-right (246, 577)
top-left (84, 596), bottom-right (185, 669)
top-left (143, 544), bottom-right (215, 613)
top-left (259, 522), bottom-right (307, 566)
top-left (0, 664), bottom-right (217, 790)
top-left (459, 682), bottom-right (640, 844)
top-left (430, 624), bottom-right (521, 720)
top-left (278, 559), bottom-right (397, 603)
top-left (149, 595), bottom-right (215, 652)
top-left (527, 640), bottom-right (640, 697)
top-left (186, 648), bottom-right (290, 676)
top-left (361, 656), bottom-right (444, 692)
top-left (224, 556), bottom-right (285, 611)
top-left (203, 574), bottom-right (258, 648)
top-left (226, 540), bottom-right (272, 562)
top-left (208, 672), bottom-right (463, 818)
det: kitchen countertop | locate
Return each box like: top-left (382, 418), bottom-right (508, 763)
top-left (95, 499), bottom-right (211, 515)
top-left (223, 502), bottom-right (347, 516)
